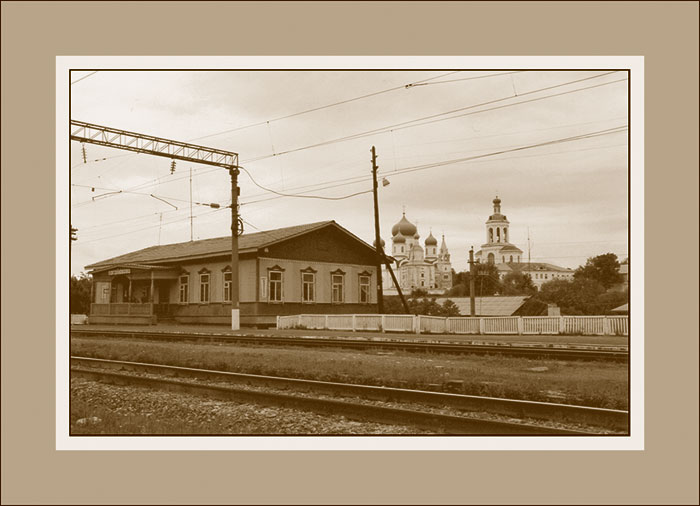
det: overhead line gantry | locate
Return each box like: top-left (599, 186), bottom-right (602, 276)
top-left (70, 120), bottom-right (243, 330)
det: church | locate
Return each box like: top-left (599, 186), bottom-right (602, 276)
top-left (381, 212), bottom-right (453, 294)
top-left (475, 197), bottom-right (574, 289)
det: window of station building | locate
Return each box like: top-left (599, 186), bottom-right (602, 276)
top-left (199, 272), bottom-right (210, 303)
top-left (223, 270), bottom-right (232, 302)
top-left (510, 255), bottom-right (513, 262)
top-left (331, 271), bottom-right (345, 303)
top-left (359, 274), bottom-right (371, 304)
top-left (268, 271), bottom-right (283, 303)
top-left (178, 274), bottom-right (189, 303)
top-left (301, 271), bottom-right (315, 303)
top-left (502, 256), bottom-right (505, 263)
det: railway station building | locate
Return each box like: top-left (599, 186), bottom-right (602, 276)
top-left (85, 221), bottom-right (380, 326)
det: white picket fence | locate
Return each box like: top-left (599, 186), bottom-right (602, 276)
top-left (276, 314), bottom-right (629, 336)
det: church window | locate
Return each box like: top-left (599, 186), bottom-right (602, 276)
top-left (510, 255), bottom-right (513, 262)
top-left (504, 229), bottom-right (508, 242)
top-left (502, 256), bottom-right (505, 263)
top-left (496, 228), bottom-right (501, 242)
top-left (489, 228), bottom-right (493, 242)
top-left (487, 253), bottom-right (495, 264)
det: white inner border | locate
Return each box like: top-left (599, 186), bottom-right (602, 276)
top-left (56, 56), bottom-right (644, 451)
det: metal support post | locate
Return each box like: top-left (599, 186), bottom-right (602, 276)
top-left (469, 247), bottom-right (476, 317)
top-left (230, 167), bottom-right (241, 330)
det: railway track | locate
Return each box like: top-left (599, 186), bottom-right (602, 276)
top-left (70, 329), bottom-right (628, 362)
top-left (71, 356), bottom-right (628, 434)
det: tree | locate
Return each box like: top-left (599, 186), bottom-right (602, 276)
top-left (501, 271), bottom-right (536, 295)
top-left (410, 288), bottom-right (429, 298)
top-left (574, 253), bottom-right (623, 289)
top-left (70, 273), bottom-right (92, 314)
top-left (447, 263), bottom-right (502, 297)
top-left (382, 296), bottom-right (462, 316)
top-left (534, 278), bottom-right (605, 315)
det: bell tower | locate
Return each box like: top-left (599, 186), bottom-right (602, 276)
top-left (486, 196), bottom-right (510, 245)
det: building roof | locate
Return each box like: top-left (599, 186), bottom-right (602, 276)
top-left (507, 262), bottom-right (574, 273)
top-left (610, 303), bottom-right (628, 313)
top-left (86, 220), bottom-right (359, 271)
top-left (435, 296), bottom-right (530, 316)
top-left (479, 243), bottom-right (522, 252)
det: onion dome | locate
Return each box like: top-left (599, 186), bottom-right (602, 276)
top-left (392, 233), bottom-right (406, 244)
top-left (391, 213), bottom-right (417, 237)
top-left (413, 231), bottom-right (420, 240)
top-left (425, 232), bottom-right (438, 246)
top-left (489, 195), bottom-right (506, 220)
top-left (373, 238), bottom-right (386, 248)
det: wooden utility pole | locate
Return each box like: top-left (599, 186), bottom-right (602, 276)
top-left (371, 146), bottom-right (384, 313)
top-left (469, 246), bottom-right (476, 316)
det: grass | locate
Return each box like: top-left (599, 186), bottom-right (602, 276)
top-left (71, 337), bottom-right (628, 409)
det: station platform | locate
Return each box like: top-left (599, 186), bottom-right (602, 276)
top-left (70, 323), bottom-right (629, 347)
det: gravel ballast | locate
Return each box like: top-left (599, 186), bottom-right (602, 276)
top-left (70, 378), bottom-right (431, 435)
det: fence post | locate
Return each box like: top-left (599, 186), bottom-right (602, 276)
top-left (276, 315), bottom-right (280, 329)
top-left (381, 314), bottom-right (386, 333)
top-left (414, 315), bottom-right (421, 334)
top-left (559, 316), bottom-right (565, 334)
top-left (298, 314), bottom-right (302, 328)
top-left (352, 314), bottom-right (356, 332)
top-left (603, 317), bottom-right (611, 336)
top-left (517, 317), bottom-right (523, 335)
top-left (479, 318), bottom-right (485, 335)
top-left (325, 315), bottom-right (329, 330)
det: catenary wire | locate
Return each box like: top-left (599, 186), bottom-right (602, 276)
top-left (88, 72), bottom-right (619, 195)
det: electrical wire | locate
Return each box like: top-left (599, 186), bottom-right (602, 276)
top-left (95, 72), bottom-right (624, 196)
top-left (76, 206), bottom-right (226, 244)
top-left (238, 166), bottom-right (373, 201)
top-left (234, 125), bottom-right (626, 206)
top-left (188, 71), bottom-right (466, 142)
top-left (70, 184), bottom-right (221, 208)
top-left (239, 72), bottom-right (624, 164)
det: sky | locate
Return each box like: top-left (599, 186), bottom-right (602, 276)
top-left (69, 69), bottom-right (629, 276)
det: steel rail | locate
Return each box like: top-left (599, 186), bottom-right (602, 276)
top-left (71, 356), bottom-right (628, 432)
top-left (70, 329), bottom-right (629, 362)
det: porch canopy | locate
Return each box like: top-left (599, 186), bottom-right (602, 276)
top-left (90, 263), bottom-right (180, 304)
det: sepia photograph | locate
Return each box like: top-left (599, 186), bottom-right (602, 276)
top-left (66, 64), bottom-right (632, 440)
top-left (4, 0), bottom-right (699, 503)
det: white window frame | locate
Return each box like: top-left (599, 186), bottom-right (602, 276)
top-left (199, 272), bottom-right (210, 303)
top-left (223, 270), bottom-right (232, 303)
top-left (301, 271), bottom-right (316, 303)
top-left (331, 272), bottom-right (345, 304)
top-left (178, 274), bottom-right (189, 303)
top-left (268, 271), bottom-right (283, 303)
top-left (359, 274), bottom-right (371, 304)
